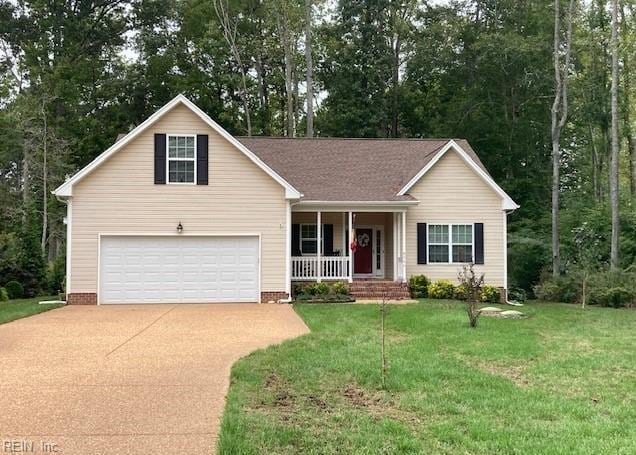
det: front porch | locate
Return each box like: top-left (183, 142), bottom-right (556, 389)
top-left (289, 208), bottom-right (408, 283)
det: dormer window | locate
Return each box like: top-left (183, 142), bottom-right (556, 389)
top-left (167, 135), bottom-right (196, 183)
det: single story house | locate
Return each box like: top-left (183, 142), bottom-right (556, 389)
top-left (53, 95), bottom-right (518, 304)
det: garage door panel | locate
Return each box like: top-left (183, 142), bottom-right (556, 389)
top-left (100, 236), bottom-right (259, 304)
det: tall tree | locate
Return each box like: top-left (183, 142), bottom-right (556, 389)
top-left (610, 0), bottom-right (620, 270)
top-left (213, 0), bottom-right (253, 136)
top-left (305, 0), bottom-right (314, 137)
top-left (551, 0), bottom-right (575, 276)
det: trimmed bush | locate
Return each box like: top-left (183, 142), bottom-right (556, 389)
top-left (453, 283), bottom-right (469, 301)
top-left (0, 287), bottom-right (8, 302)
top-left (4, 280), bottom-right (24, 299)
top-left (293, 281), bottom-right (353, 302)
top-left (427, 280), bottom-right (456, 299)
top-left (480, 285), bottom-right (501, 303)
top-left (331, 281), bottom-right (349, 295)
top-left (307, 282), bottom-right (330, 296)
top-left (408, 275), bottom-right (430, 298)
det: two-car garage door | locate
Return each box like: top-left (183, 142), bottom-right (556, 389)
top-left (99, 236), bottom-right (259, 304)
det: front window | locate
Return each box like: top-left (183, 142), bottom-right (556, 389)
top-left (168, 135), bottom-right (195, 183)
top-left (300, 224), bottom-right (318, 254)
top-left (428, 224), bottom-right (473, 263)
top-left (299, 224), bottom-right (328, 255)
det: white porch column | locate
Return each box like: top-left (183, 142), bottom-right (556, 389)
top-left (341, 212), bottom-right (346, 254)
top-left (317, 210), bottom-right (322, 282)
top-left (285, 201), bottom-right (291, 297)
top-left (393, 212), bottom-right (398, 281)
top-left (401, 210), bottom-right (407, 282)
top-left (348, 211), bottom-right (353, 283)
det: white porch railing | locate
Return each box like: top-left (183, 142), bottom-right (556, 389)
top-left (291, 256), bottom-right (350, 280)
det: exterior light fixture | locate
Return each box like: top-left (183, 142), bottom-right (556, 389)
top-left (177, 222), bottom-right (183, 234)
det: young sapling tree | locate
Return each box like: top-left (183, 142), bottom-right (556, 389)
top-left (458, 264), bottom-right (485, 328)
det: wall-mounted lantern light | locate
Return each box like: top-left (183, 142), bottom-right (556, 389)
top-left (177, 222), bottom-right (183, 234)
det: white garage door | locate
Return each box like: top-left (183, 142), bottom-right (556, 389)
top-left (99, 236), bottom-right (259, 304)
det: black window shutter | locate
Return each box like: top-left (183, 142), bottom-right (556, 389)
top-left (323, 224), bottom-right (334, 255)
top-left (292, 224), bottom-right (301, 256)
top-left (474, 223), bottom-right (484, 264)
top-left (154, 134), bottom-right (166, 184)
top-left (196, 134), bottom-right (208, 185)
top-left (417, 223), bottom-right (427, 264)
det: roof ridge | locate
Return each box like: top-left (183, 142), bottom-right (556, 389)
top-left (237, 136), bottom-right (458, 142)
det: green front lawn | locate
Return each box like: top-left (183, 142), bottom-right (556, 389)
top-left (219, 301), bottom-right (636, 454)
top-left (0, 296), bottom-right (62, 324)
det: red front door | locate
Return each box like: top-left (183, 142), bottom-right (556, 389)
top-left (354, 228), bottom-right (373, 274)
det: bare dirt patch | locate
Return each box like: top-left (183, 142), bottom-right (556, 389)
top-left (478, 362), bottom-right (531, 387)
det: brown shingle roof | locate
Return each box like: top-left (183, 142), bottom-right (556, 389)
top-left (237, 137), bottom-right (489, 202)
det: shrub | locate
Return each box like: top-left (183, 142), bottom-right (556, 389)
top-left (592, 287), bottom-right (633, 308)
top-left (305, 282), bottom-right (329, 296)
top-left (533, 275), bottom-right (579, 303)
top-left (296, 292), bottom-right (312, 301)
top-left (0, 287), bottom-right (8, 302)
top-left (294, 281), bottom-right (352, 302)
top-left (507, 287), bottom-right (527, 303)
top-left (480, 285), bottom-right (501, 303)
top-left (47, 254), bottom-right (66, 294)
top-left (331, 281), bottom-right (349, 295)
top-left (408, 275), bottom-right (429, 298)
top-left (453, 283), bottom-right (469, 301)
top-left (4, 280), bottom-right (24, 299)
top-left (586, 271), bottom-right (636, 308)
top-left (427, 280), bottom-right (456, 299)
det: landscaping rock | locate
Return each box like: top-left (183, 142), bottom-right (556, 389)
top-left (479, 306), bottom-right (503, 313)
top-left (500, 310), bottom-right (526, 318)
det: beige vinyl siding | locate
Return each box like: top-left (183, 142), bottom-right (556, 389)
top-left (405, 150), bottom-right (506, 287)
top-left (71, 104), bottom-right (287, 295)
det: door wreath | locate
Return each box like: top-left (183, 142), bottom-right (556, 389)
top-left (357, 232), bottom-right (370, 248)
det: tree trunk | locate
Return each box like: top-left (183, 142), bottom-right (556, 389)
top-left (305, 0), bottom-right (314, 137)
top-left (41, 103), bottom-right (48, 255)
top-left (213, 0), bottom-right (252, 136)
top-left (391, 33), bottom-right (401, 138)
top-left (284, 34), bottom-right (294, 137)
top-left (22, 144), bottom-right (30, 224)
top-left (589, 123), bottom-right (601, 202)
top-left (255, 52), bottom-right (271, 135)
top-left (550, 0), bottom-right (575, 277)
top-left (610, 0), bottom-right (620, 270)
top-left (620, 3), bottom-right (636, 199)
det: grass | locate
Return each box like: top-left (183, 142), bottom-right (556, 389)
top-left (218, 300), bottom-right (636, 454)
top-left (0, 295), bottom-right (62, 324)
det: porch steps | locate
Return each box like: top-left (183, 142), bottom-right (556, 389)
top-left (349, 280), bottom-right (411, 300)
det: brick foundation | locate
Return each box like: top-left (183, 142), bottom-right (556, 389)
top-left (261, 291), bottom-right (289, 303)
top-left (499, 288), bottom-right (508, 303)
top-left (67, 293), bottom-right (98, 305)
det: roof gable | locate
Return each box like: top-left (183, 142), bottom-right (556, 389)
top-left (397, 140), bottom-right (519, 210)
top-left (54, 95), bottom-right (301, 199)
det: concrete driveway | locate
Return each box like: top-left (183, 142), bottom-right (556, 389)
top-left (0, 304), bottom-right (309, 454)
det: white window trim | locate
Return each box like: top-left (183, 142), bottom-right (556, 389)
top-left (427, 223), bottom-right (475, 264)
top-left (299, 223), bottom-right (324, 256)
top-left (166, 133), bottom-right (197, 185)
